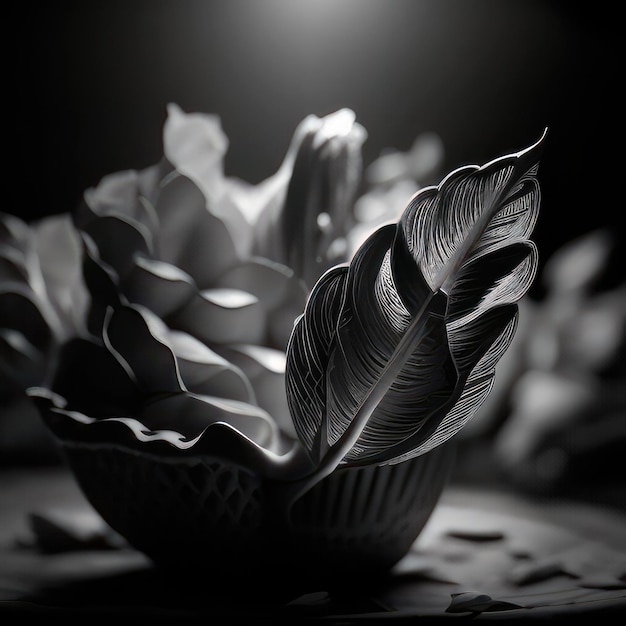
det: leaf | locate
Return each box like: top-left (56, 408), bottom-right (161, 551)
top-left (285, 131), bottom-right (545, 482)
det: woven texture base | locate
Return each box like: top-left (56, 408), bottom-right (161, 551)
top-left (61, 441), bottom-right (456, 580)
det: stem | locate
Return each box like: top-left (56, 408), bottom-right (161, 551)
top-left (279, 291), bottom-right (441, 513)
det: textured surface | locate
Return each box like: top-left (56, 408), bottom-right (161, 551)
top-left (56, 440), bottom-right (454, 578)
top-left (1, 466), bottom-right (624, 622)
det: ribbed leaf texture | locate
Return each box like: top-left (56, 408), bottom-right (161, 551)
top-left (286, 131), bottom-right (545, 471)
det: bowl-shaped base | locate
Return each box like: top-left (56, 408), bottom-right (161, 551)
top-left (58, 440), bottom-right (456, 585)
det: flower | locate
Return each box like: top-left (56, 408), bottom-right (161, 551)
top-left (24, 107), bottom-right (454, 576)
top-left (0, 211), bottom-right (87, 462)
top-left (33, 104), bottom-right (371, 469)
top-left (25, 117), bottom-right (541, 577)
top-left (6, 104), bottom-right (444, 474)
top-left (29, 111), bottom-right (541, 481)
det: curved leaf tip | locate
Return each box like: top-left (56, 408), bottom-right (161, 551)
top-left (285, 132), bottom-right (545, 494)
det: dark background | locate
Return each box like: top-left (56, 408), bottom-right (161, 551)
top-left (12, 0), bottom-right (622, 292)
top-left (3, 5), bottom-right (625, 618)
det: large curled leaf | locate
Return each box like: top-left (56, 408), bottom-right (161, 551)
top-left (286, 131), bottom-right (545, 481)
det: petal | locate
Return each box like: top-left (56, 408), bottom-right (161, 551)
top-left (154, 173), bottom-right (239, 287)
top-left (225, 169), bottom-right (287, 229)
top-left (49, 338), bottom-right (139, 417)
top-left (0, 212), bottom-right (32, 282)
top-left (28, 395), bottom-right (202, 451)
top-left (166, 329), bottom-right (254, 402)
top-left (80, 233), bottom-right (124, 335)
top-left (79, 167), bottom-right (160, 233)
top-left (214, 257), bottom-right (298, 310)
top-left (33, 213), bottom-right (83, 288)
top-left (170, 288), bottom-right (266, 346)
top-left (0, 213), bottom-right (46, 297)
top-left (0, 212), bottom-right (32, 256)
top-left (0, 245), bottom-right (28, 283)
top-left (80, 214), bottom-right (152, 281)
top-left (267, 108), bottom-right (366, 286)
top-left (139, 391), bottom-right (279, 450)
top-left (0, 286), bottom-right (52, 349)
top-left (32, 214), bottom-right (89, 338)
top-left (104, 304), bottom-right (184, 393)
top-left (163, 103), bottom-right (253, 259)
top-left (0, 328), bottom-right (46, 388)
top-left (163, 102), bottom-right (228, 198)
top-left (213, 258), bottom-right (308, 349)
top-left (220, 344), bottom-right (296, 438)
top-left (121, 255), bottom-right (195, 317)
top-left (28, 386), bottom-right (303, 478)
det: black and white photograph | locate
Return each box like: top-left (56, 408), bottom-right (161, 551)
top-left (2, 1), bottom-right (624, 622)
